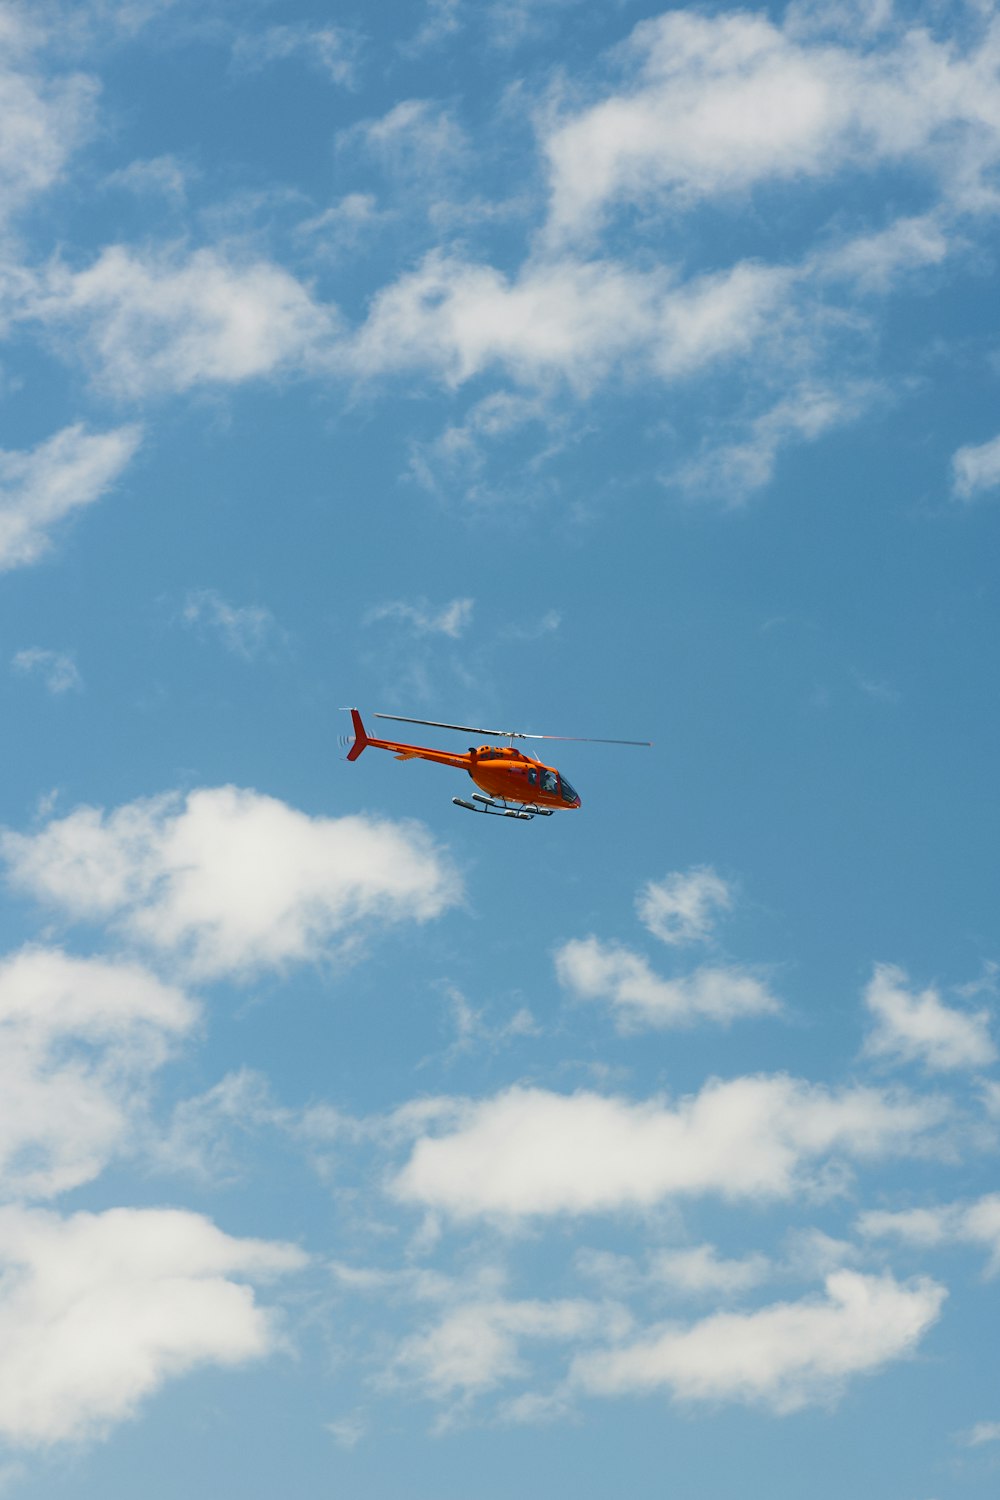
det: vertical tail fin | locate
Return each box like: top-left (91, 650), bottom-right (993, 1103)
top-left (346, 708), bottom-right (369, 760)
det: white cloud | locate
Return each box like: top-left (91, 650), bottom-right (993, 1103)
top-left (350, 253), bottom-right (660, 392)
top-left (327, 1410), bottom-right (367, 1448)
top-left (365, 597), bottom-right (474, 638)
top-left (0, 423), bottom-right (141, 572)
top-left (555, 937), bottom-right (779, 1031)
top-left (964, 1420), bottom-right (1000, 1446)
top-left (952, 431), bottom-right (1000, 503)
top-left (576, 1242), bottom-right (771, 1301)
top-left (862, 963), bottom-right (996, 1072)
top-left (104, 153), bottom-right (190, 200)
top-left (0, 1203), bottom-right (305, 1445)
top-left (32, 246), bottom-right (336, 397)
top-left (0, 947), bottom-right (196, 1199)
top-left (155, 1069), bottom-right (287, 1182)
top-left (11, 648), bottom-right (82, 694)
top-left (541, 10), bottom-right (1000, 242)
top-left (391, 1294), bottom-right (628, 1402)
top-left (636, 867), bottom-right (732, 945)
top-left (181, 589), bottom-right (279, 659)
top-left (1, 786), bottom-right (460, 980)
top-left (0, 21), bottom-right (97, 224)
top-left (648, 1244), bottom-right (772, 1299)
top-left (859, 1193), bottom-right (1000, 1275)
top-left (570, 1270), bottom-right (945, 1413)
top-left (392, 1076), bottom-right (944, 1220)
top-left (295, 192), bottom-right (385, 258)
top-left (348, 249), bottom-right (810, 406)
top-left (672, 380), bottom-right (882, 503)
top-left (433, 985), bottom-right (539, 1065)
top-left (344, 99), bottom-right (468, 181)
top-left (816, 213), bottom-right (951, 293)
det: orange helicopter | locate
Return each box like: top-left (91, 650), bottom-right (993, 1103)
top-left (343, 709), bottom-right (651, 820)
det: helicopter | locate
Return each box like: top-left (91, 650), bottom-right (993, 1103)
top-left (342, 709), bottom-right (651, 821)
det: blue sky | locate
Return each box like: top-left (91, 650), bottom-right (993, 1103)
top-left (1, 0), bottom-right (999, 1494)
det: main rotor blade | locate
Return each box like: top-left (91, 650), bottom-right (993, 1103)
top-left (372, 713), bottom-right (652, 746)
top-left (373, 713), bottom-right (516, 737)
top-left (515, 734), bottom-right (654, 746)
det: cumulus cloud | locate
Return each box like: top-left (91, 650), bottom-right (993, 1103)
top-left (862, 963), bottom-right (996, 1072)
top-left (349, 250), bottom-right (801, 398)
top-left (952, 431), bottom-right (1000, 503)
top-left (1, 786), bottom-right (459, 980)
top-left (555, 937), bottom-right (779, 1031)
top-left (0, 947), bottom-right (196, 1198)
top-left (392, 1076), bottom-right (945, 1220)
top-left (31, 246), bottom-right (336, 396)
top-left (636, 867), bottom-right (732, 945)
top-left (11, 648), bottom-right (82, 694)
top-left (181, 589), bottom-right (280, 659)
top-left (570, 1270), bottom-right (945, 1413)
top-left (859, 1193), bottom-right (1000, 1275)
top-left (0, 423), bottom-right (141, 572)
top-left (0, 1204), bottom-right (305, 1445)
top-left (349, 252), bottom-right (663, 392)
top-left (541, 10), bottom-right (1000, 241)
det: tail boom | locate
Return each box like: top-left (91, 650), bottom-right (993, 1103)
top-left (344, 708), bottom-right (469, 770)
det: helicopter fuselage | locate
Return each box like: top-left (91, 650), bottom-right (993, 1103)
top-left (346, 714), bottom-right (581, 810)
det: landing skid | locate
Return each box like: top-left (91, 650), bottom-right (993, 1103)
top-left (453, 794), bottom-right (554, 821)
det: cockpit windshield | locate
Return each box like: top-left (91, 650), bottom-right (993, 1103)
top-left (559, 776), bottom-right (579, 804)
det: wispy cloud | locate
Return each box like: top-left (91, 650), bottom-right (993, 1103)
top-left (859, 1193), bottom-right (1000, 1276)
top-left (11, 648), bottom-right (82, 694)
top-left (231, 23), bottom-right (361, 87)
top-left (0, 424), bottom-right (141, 572)
top-left (0, 16), bottom-right (98, 226)
top-left (366, 597), bottom-right (474, 638)
top-left (962, 1420), bottom-right (1000, 1446)
top-left (181, 589), bottom-right (280, 660)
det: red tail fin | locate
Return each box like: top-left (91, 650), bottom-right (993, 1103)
top-left (346, 708), bottom-right (369, 761)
